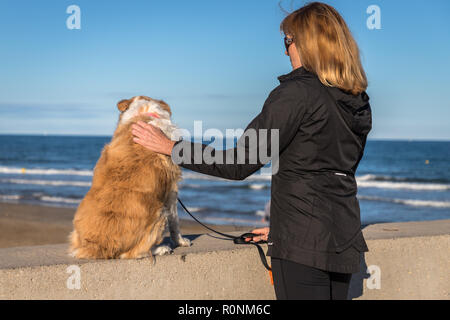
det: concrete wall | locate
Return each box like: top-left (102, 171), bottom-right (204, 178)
top-left (0, 220), bottom-right (449, 300)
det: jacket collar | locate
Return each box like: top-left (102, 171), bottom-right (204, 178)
top-left (278, 66), bottom-right (310, 83)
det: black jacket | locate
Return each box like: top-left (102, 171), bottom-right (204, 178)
top-left (173, 67), bottom-right (372, 273)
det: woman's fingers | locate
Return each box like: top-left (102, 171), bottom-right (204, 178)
top-left (135, 120), bottom-right (150, 129)
top-left (245, 227), bottom-right (270, 242)
top-left (132, 136), bottom-right (143, 144)
top-left (132, 123), bottom-right (159, 143)
top-left (244, 235), bottom-right (264, 242)
top-left (131, 128), bottom-right (145, 140)
top-left (136, 121), bottom-right (157, 133)
top-left (131, 125), bottom-right (146, 137)
top-left (132, 122), bottom-right (146, 131)
top-left (131, 121), bottom-right (173, 155)
top-left (132, 122), bottom-right (152, 136)
top-left (132, 132), bottom-right (149, 147)
top-left (249, 236), bottom-right (263, 242)
top-left (252, 228), bottom-right (264, 234)
top-left (132, 123), bottom-right (148, 138)
top-left (134, 122), bottom-right (165, 141)
top-left (252, 227), bottom-right (269, 235)
top-left (132, 124), bottom-right (153, 148)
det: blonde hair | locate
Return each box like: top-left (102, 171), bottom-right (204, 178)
top-left (280, 2), bottom-right (368, 95)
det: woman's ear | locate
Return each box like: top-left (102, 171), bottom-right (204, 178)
top-left (117, 99), bottom-right (131, 112)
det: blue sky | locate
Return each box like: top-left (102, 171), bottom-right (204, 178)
top-left (0, 0), bottom-right (449, 140)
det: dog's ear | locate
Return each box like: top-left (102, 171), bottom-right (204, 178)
top-left (158, 99), bottom-right (172, 116)
top-left (117, 99), bottom-right (131, 112)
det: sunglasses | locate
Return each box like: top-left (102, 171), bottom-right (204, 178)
top-left (284, 36), bottom-right (294, 52)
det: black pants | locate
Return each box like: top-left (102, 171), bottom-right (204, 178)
top-left (271, 258), bottom-right (352, 300)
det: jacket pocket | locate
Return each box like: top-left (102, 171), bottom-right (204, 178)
top-left (301, 194), bottom-right (366, 253)
top-left (270, 177), bottom-right (313, 247)
top-left (301, 196), bottom-right (337, 253)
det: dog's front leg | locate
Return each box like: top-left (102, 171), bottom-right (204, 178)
top-left (165, 190), bottom-right (191, 247)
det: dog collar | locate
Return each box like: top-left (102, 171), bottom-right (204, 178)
top-left (144, 112), bottom-right (160, 119)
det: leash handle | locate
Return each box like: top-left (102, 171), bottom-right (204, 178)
top-left (234, 233), bottom-right (267, 244)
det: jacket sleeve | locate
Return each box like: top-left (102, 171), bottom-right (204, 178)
top-left (171, 81), bottom-right (308, 181)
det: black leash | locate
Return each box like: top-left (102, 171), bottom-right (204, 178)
top-left (177, 197), bottom-right (272, 272)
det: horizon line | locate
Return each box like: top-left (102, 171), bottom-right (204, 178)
top-left (0, 133), bottom-right (449, 142)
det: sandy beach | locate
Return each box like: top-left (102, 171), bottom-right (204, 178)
top-left (0, 202), bottom-right (251, 249)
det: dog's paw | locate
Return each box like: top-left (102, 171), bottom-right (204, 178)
top-left (151, 245), bottom-right (173, 256)
top-left (175, 236), bottom-right (192, 247)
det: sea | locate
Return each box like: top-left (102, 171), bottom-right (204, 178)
top-left (0, 135), bottom-right (449, 227)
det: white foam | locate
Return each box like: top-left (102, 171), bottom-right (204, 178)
top-left (41, 196), bottom-right (81, 204)
top-left (358, 195), bottom-right (450, 208)
top-left (199, 216), bottom-right (268, 227)
top-left (0, 194), bottom-right (21, 200)
top-left (181, 171), bottom-right (272, 182)
top-left (255, 210), bottom-right (266, 217)
top-left (249, 184), bottom-right (266, 190)
top-left (0, 178), bottom-right (91, 187)
top-left (356, 180), bottom-right (450, 191)
top-left (2, 166), bottom-right (448, 192)
top-left (0, 166), bottom-right (93, 176)
top-left (182, 172), bottom-right (450, 191)
top-left (357, 174), bottom-right (380, 181)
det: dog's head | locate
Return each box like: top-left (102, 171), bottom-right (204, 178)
top-left (117, 96), bottom-right (172, 124)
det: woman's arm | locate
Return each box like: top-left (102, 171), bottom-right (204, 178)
top-left (132, 81), bottom-right (308, 180)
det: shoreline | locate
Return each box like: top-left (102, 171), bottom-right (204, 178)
top-left (0, 202), bottom-right (252, 249)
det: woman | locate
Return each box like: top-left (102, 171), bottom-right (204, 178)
top-left (132, 2), bottom-right (372, 300)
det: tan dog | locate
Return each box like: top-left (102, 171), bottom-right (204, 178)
top-left (69, 96), bottom-right (191, 259)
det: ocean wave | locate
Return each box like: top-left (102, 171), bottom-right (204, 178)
top-left (198, 216), bottom-right (268, 227)
top-left (248, 184), bottom-right (267, 190)
top-left (357, 174), bottom-right (449, 184)
top-left (0, 193), bottom-right (82, 205)
top-left (182, 172), bottom-right (450, 191)
top-left (0, 194), bottom-right (21, 200)
top-left (357, 174), bottom-right (388, 182)
top-left (181, 171), bottom-right (272, 182)
top-left (255, 210), bottom-right (266, 217)
top-left (185, 207), bottom-right (204, 213)
top-left (0, 165), bottom-right (272, 181)
top-left (1, 166), bottom-right (448, 192)
top-left (40, 196), bottom-right (81, 204)
top-left (0, 166), bottom-right (93, 176)
top-left (0, 178), bottom-right (91, 187)
top-left (358, 195), bottom-right (450, 208)
top-left (356, 179), bottom-right (450, 191)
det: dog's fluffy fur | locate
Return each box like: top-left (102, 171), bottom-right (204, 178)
top-left (69, 96), bottom-right (190, 259)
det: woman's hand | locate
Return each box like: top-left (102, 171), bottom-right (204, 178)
top-left (131, 121), bottom-right (175, 156)
top-left (245, 227), bottom-right (269, 243)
